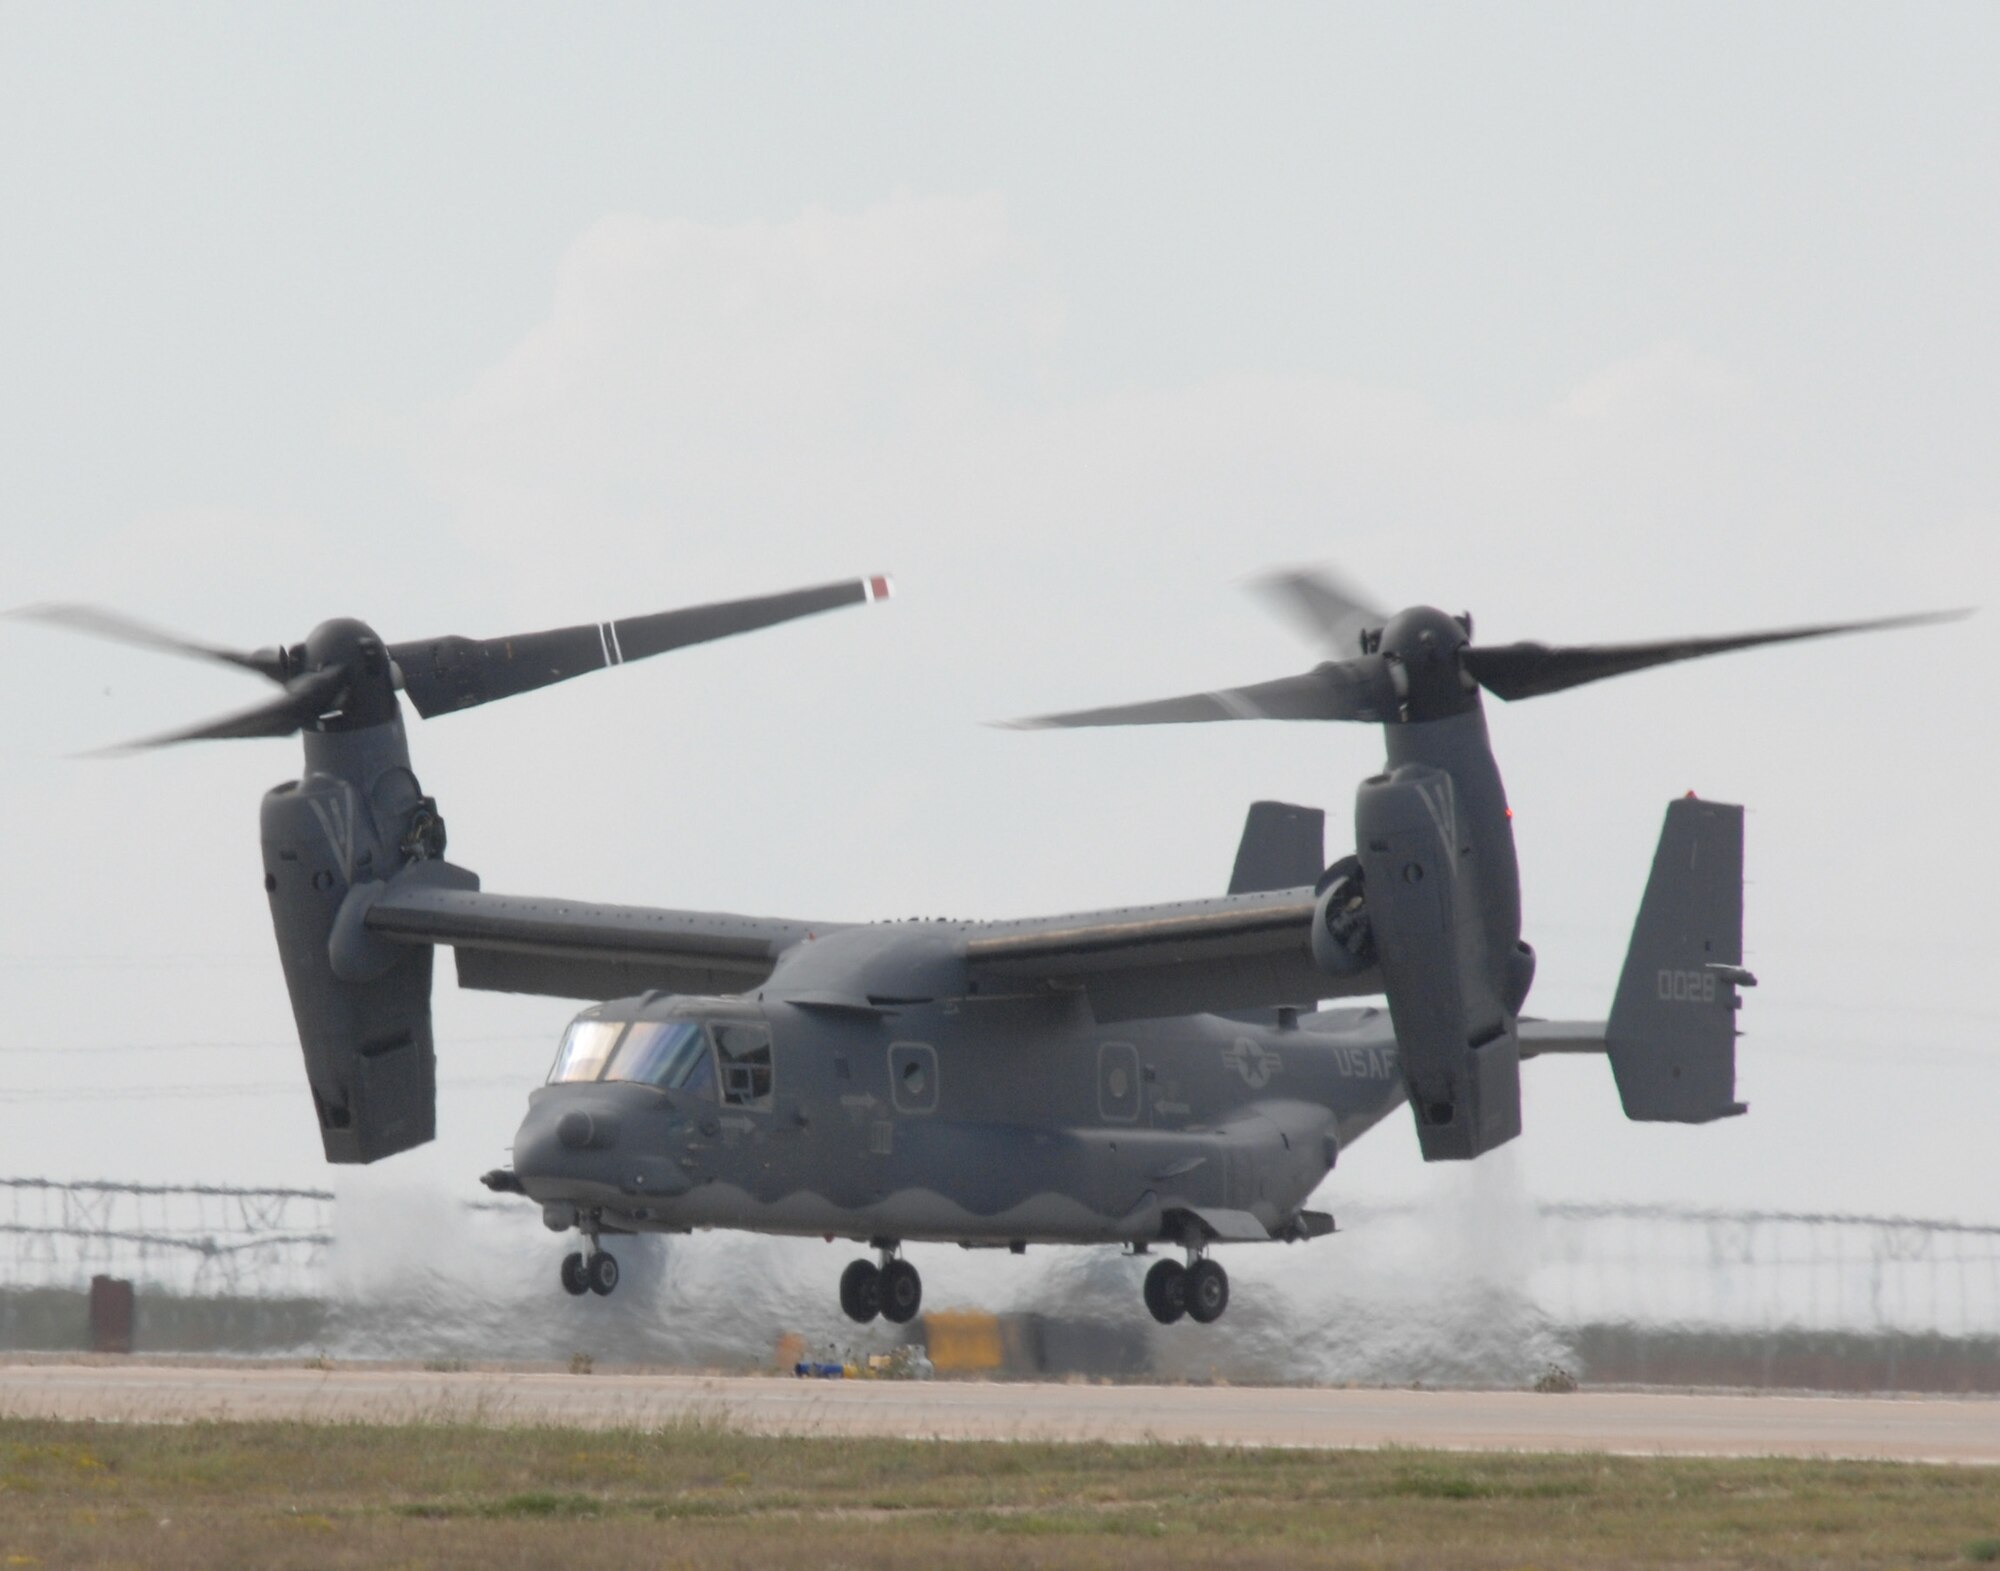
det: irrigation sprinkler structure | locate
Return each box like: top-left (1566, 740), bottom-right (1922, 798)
top-left (0, 1178), bottom-right (332, 1299)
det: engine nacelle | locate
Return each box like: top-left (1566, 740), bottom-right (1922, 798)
top-left (260, 722), bottom-right (474, 1164)
top-left (1353, 764), bottom-right (1522, 1161)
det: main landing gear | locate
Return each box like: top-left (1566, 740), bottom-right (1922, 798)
top-left (1143, 1250), bottom-right (1229, 1326)
top-left (560, 1245), bottom-right (619, 1297)
top-left (839, 1243), bottom-right (923, 1325)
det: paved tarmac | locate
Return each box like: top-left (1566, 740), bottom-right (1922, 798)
top-left (3, 1360), bottom-right (1996, 1462)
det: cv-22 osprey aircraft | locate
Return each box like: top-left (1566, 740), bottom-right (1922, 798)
top-left (17, 573), bottom-right (1964, 1328)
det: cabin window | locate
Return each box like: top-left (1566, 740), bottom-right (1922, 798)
top-left (605, 1020), bottom-right (714, 1095)
top-left (888, 1042), bottom-right (939, 1115)
top-left (548, 1019), bottom-right (624, 1084)
top-left (713, 1019), bottom-right (774, 1110)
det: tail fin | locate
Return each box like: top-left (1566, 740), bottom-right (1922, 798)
top-left (1228, 800), bottom-right (1325, 895)
top-left (1220, 801), bottom-right (1326, 1026)
top-left (1605, 796), bottom-right (1752, 1123)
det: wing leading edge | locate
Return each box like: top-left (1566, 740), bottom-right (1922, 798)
top-left (360, 854), bottom-right (1371, 1022)
top-left (364, 876), bottom-right (839, 1001)
top-left (962, 888), bottom-right (1379, 1022)
top-left (362, 870), bottom-right (1369, 1021)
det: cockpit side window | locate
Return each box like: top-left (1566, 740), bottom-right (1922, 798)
top-left (713, 1019), bottom-right (774, 1110)
top-left (604, 1020), bottom-right (714, 1095)
top-left (549, 1019), bottom-right (626, 1084)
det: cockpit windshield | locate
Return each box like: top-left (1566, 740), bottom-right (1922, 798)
top-left (604, 1020), bottom-right (714, 1094)
top-left (548, 1019), bottom-right (625, 1084)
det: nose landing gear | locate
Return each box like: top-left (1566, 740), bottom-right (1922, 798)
top-left (839, 1243), bottom-right (923, 1324)
top-left (559, 1237), bottom-right (620, 1298)
top-left (1143, 1248), bottom-right (1228, 1325)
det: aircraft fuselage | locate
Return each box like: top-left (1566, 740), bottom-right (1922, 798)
top-left (512, 970), bottom-right (1410, 1250)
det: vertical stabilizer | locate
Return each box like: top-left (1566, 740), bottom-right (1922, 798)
top-left (1228, 801), bottom-right (1325, 895)
top-left (1221, 801), bottom-right (1326, 1025)
top-left (1606, 797), bottom-right (1751, 1123)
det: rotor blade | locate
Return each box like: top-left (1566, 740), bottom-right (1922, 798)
top-left (1003, 658), bottom-right (1398, 729)
top-left (1245, 567), bottom-right (1390, 658)
top-left (102, 666), bottom-right (351, 753)
top-left (390, 574), bottom-right (893, 719)
top-left (8, 603), bottom-right (288, 681)
top-left (1464, 609), bottom-right (1974, 702)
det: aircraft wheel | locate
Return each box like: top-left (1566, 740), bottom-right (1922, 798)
top-left (1185, 1259), bottom-right (1229, 1324)
top-left (879, 1259), bottom-right (923, 1325)
top-left (839, 1259), bottom-right (882, 1323)
top-left (560, 1251), bottom-right (589, 1297)
top-left (1143, 1259), bottom-right (1187, 1325)
top-left (586, 1250), bottom-right (620, 1296)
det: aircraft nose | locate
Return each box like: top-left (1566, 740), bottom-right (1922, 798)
top-left (557, 1108), bottom-right (618, 1151)
top-left (512, 1096), bottom-right (694, 1202)
top-left (510, 1112), bottom-right (567, 1182)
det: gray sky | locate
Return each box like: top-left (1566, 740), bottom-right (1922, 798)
top-left (1, 3), bottom-right (1994, 1228)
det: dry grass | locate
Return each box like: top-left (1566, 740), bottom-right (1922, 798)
top-left (2, 1414), bottom-right (1998, 1569)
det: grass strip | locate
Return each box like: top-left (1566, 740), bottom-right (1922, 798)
top-left (2, 1414), bottom-right (1997, 1568)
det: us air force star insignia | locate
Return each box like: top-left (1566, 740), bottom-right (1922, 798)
top-left (1224, 1037), bottom-right (1282, 1090)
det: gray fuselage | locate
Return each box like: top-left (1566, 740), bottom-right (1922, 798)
top-left (512, 921), bottom-right (1410, 1249)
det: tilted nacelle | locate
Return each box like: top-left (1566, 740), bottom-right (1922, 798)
top-left (260, 722), bottom-right (473, 1163)
top-left (1310, 765), bottom-right (1531, 1161)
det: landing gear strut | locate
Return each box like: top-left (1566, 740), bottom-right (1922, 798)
top-left (1143, 1248), bottom-right (1228, 1325)
top-left (839, 1244), bottom-right (923, 1325)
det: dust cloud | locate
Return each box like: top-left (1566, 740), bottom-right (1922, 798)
top-left (319, 1155), bottom-right (1572, 1385)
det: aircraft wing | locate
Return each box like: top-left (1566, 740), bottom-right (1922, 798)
top-left (961, 888), bottom-right (1380, 1023)
top-left (362, 872), bottom-right (840, 1001)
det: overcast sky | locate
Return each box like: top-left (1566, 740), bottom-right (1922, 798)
top-left (1, 4), bottom-right (1994, 1236)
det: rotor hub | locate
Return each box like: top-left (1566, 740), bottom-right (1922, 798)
top-left (302, 618), bottom-right (399, 730)
top-left (1376, 605), bottom-right (1478, 721)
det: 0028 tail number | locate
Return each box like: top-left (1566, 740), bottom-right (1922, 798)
top-left (1657, 968), bottom-right (1717, 1004)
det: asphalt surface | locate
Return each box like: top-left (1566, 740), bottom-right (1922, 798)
top-left (2, 1361), bottom-right (1996, 1462)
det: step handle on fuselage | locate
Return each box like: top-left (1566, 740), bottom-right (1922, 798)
top-left (1605, 796), bottom-right (1751, 1123)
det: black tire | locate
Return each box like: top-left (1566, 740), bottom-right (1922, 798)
top-left (1143, 1259), bottom-right (1187, 1325)
top-left (1185, 1259), bottom-right (1229, 1324)
top-left (586, 1250), bottom-right (620, 1296)
top-left (879, 1259), bottom-right (923, 1325)
top-left (560, 1251), bottom-right (589, 1297)
top-left (839, 1259), bottom-right (881, 1323)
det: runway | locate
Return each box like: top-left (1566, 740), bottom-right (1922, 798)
top-left (3, 1360), bottom-right (1996, 1462)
